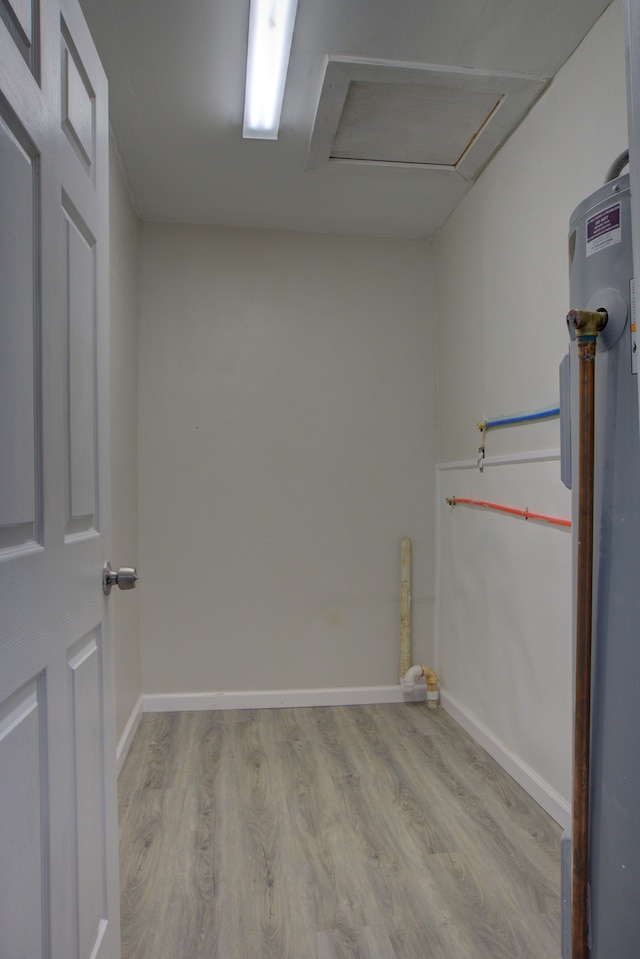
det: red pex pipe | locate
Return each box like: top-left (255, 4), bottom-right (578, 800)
top-left (446, 497), bottom-right (571, 528)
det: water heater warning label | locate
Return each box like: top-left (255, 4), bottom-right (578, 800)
top-left (586, 203), bottom-right (621, 257)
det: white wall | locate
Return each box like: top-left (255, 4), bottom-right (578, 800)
top-left (433, 0), bottom-right (628, 818)
top-left (112, 2), bottom-right (627, 819)
top-left (109, 139), bottom-right (141, 741)
top-left (138, 226), bottom-right (437, 695)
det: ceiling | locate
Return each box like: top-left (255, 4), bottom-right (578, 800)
top-left (78, 0), bottom-right (614, 238)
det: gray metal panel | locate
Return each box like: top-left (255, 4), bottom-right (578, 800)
top-left (568, 173), bottom-right (640, 957)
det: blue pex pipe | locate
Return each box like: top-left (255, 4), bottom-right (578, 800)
top-left (481, 407), bottom-right (560, 430)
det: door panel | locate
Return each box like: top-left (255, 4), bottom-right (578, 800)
top-left (0, 0), bottom-right (118, 955)
top-left (61, 18), bottom-right (94, 173)
top-left (3, 0), bottom-right (32, 40)
top-left (0, 677), bottom-right (48, 958)
top-left (0, 0), bottom-right (39, 74)
top-left (63, 199), bottom-right (97, 535)
top-left (0, 102), bottom-right (40, 550)
top-left (69, 631), bottom-right (107, 959)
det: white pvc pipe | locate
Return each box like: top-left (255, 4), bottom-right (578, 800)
top-left (401, 665), bottom-right (423, 688)
top-left (401, 664), bottom-right (439, 708)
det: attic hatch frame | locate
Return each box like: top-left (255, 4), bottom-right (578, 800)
top-left (306, 56), bottom-right (548, 180)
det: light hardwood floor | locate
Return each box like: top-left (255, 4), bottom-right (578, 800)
top-left (118, 704), bottom-right (562, 959)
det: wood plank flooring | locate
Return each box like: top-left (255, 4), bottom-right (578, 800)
top-left (118, 704), bottom-right (562, 959)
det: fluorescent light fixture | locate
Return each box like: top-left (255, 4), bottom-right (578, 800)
top-left (243, 0), bottom-right (299, 140)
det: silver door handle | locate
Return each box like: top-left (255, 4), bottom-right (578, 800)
top-left (103, 562), bottom-right (138, 596)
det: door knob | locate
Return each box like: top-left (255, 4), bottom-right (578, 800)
top-left (103, 561), bottom-right (138, 596)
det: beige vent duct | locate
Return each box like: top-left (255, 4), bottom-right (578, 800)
top-left (399, 536), bottom-right (412, 680)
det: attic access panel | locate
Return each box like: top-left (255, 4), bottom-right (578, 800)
top-left (306, 58), bottom-right (548, 180)
top-left (332, 81), bottom-right (503, 165)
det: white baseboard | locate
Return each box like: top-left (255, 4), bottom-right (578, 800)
top-left (116, 695), bottom-right (143, 777)
top-left (440, 688), bottom-right (571, 828)
top-left (142, 684), bottom-right (405, 713)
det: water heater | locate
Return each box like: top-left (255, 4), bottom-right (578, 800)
top-left (562, 170), bottom-right (640, 955)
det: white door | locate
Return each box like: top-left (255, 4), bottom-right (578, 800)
top-left (0, 0), bottom-right (119, 956)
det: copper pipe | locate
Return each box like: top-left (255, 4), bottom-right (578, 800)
top-left (567, 308), bottom-right (607, 959)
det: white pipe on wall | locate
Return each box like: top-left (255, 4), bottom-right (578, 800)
top-left (401, 664), bottom-right (439, 708)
